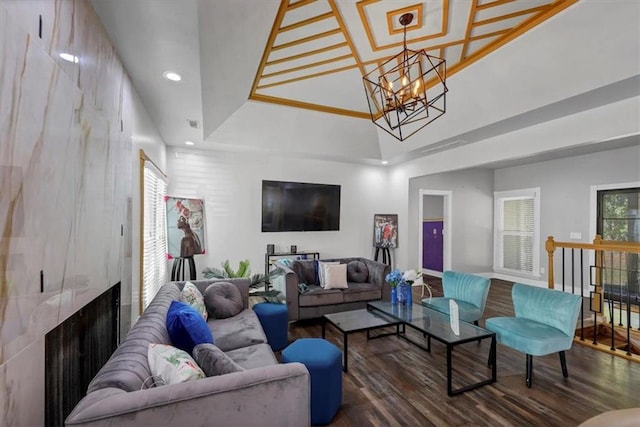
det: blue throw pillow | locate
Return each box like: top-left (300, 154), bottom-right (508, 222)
top-left (313, 259), bottom-right (319, 284)
top-left (166, 300), bottom-right (214, 354)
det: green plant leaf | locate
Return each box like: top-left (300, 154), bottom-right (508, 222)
top-left (236, 259), bottom-right (250, 278)
top-left (222, 260), bottom-right (235, 278)
top-left (202, 267), bottom-right (227, 279)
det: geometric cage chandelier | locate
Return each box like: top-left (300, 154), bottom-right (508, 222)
top-left (362, 13), bottom-right (448, 142)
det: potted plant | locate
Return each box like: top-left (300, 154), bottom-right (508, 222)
top-left (202, 259), bottom-right (284, 301)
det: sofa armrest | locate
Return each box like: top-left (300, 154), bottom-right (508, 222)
top-left (358, 258), bottom-right (391, 301)
top-left (66, 363), bottom-right (310, 427)
top-left (277, 262), bottom-right (300, 322)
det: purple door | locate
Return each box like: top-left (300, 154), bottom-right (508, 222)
top-left (423, 221), bottom-right (443, 271)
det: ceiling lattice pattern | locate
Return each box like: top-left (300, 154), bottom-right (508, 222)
top-left (249, 0), bottom-right (578, 118)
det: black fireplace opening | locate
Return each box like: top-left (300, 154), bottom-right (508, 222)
top-left (45, 282), bottom-right (121, 427)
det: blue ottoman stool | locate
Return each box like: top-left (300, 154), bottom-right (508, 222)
top-left (252, 302), bottom-right (289, 351)
top-left (281, 338), bottom-right (342, 425)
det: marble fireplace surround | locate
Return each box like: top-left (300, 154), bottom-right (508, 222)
top-left (44, 283), bottom-right (120, 426)
top-left (1, 0), bottom-right (134, 425)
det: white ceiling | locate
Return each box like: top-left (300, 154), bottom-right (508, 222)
top-left (90, 0), bottom-right (640, 166)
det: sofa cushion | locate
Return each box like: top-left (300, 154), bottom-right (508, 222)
top-left (342, 282), bottom-right (382, 303)
top-left (181, 281), bottom-right (207, 320)
top-left (347, 261), bottom-right (368, 283)
top-left (208, 309), bottom-right (268, 352)
top-left (226, 343), bottom-right (279, 369)
top-left (204, 282), bottom-right (244, 319)
top-left (324, 264), bottom-right (348, 289)
top-left (318, 261), bottom-right (340, 287)
top-left (192, 343), bottom-right (246, 376)
top-left (299, 285), bottom-right (344, 306)
top-left (166, 300), bottom-right (214, 354)
top-left (147, 343), bottom-right (205, 385)
top-left (292, 260), bottom-right (317, 285)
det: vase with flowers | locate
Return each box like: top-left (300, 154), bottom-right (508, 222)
top-left (386, 268), bottom-right (424, 305)
top-left (385, 269), bottom-right (404, 304)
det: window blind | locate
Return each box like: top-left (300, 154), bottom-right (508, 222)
top-left (494, 188), bottom-right (540, 277)
top-left (142, 164), bottom-right (168, 310)
top-left (502, 198), bottom-right (534, 273)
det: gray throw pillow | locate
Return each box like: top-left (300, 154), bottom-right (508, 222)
top-left (347, 261), bottom-right (369, 283)
top-left (192, 343), bottom-right (245, 376)
top-left (204, 282), bottom-right (243, 319)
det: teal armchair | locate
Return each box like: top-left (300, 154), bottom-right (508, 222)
top-left (485, 283), bottom-right (581, 387)
top-left (421, 271), bottom-right (491, 325)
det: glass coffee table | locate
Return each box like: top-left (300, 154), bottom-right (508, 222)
top-left (367, 300), bottom-right (496, 396)
top-left (321, 309), bottom-right (403, 373)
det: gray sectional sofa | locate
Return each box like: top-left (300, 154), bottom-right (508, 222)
top-left (279, 257), bottom-right (391, 321)
top-left (65, 278), bottom-right (310, 427)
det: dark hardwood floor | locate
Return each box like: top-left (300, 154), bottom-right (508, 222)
top-left (288, 279), bottom-right (639, 426)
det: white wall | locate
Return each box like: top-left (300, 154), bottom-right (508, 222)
top-left (408, 169), bottom-right (494, 274)
top-left (166, 147), bottom-right (390, 278)
top-left (423, 195), bottom-right (444, 219)
top-left (494, 144), bottom-right (640, 286)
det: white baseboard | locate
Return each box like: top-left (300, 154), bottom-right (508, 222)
top-left (490, 272), bottom-right (548, 288)
top-left (421, 269), bottom-right (443, 278)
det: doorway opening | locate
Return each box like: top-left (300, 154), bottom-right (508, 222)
top-left (418, 189), bottom-right (452, 277)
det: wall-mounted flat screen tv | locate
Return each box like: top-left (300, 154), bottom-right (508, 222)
top-left (262, 180), bottom-right (341, 232)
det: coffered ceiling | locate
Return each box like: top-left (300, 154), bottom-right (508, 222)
top-left (91, 0), bottom-right (640, 165)
top-left (250, 0), bottom-right (576, 118)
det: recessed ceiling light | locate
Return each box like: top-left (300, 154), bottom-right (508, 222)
top-left (381, 160), bottom-right (389, 165)
top-left (163, 71), bottom-right (182, 82)
top-left (184, 141), bottom-right (195, 146)
top-left (59, 53), bottom-right (79, 63)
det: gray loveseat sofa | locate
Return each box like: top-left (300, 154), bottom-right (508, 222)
top-left (66, 278), bottom-right (310, 427)
top-left (279, 257), bottom-right (391, 321)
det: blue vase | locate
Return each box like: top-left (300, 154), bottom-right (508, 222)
top-left (397, 284), bottom-right (406, 305)
top-left (391, 288), bottom-right (398, 304)
top-left (406, 284), bottom-right (413, 305)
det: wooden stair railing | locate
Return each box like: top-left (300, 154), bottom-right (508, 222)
top-left (545, 235), bottom-right (640, 362)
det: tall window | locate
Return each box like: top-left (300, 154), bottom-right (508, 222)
top-left (494, 188), bottom-right (540, 277)
top-left (141, 156), bottom-right (168, 311)
top-left (597, 187), bottom-right (639, 297)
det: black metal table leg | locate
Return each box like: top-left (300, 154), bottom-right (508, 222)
top-left (446, 333), bottom-right (497, 396)
top-left (447, 345), bottom-right (453, 396)
top-left (491, 336), bottom-right (497, 381)
top-left (343, 332), bottom-right (349, 372)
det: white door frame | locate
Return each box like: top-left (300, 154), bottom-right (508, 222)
top-left (418, 189), bottom-right (452, 277)
top-left (589, 181), bottom-right (640, 241)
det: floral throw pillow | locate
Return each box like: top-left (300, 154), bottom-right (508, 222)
top-left (181, 281), bottom-right (207, 320)
top-left (147, 343), bottom-right (205, 385)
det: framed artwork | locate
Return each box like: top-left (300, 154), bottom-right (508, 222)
top-left (373, 214), bottom-right (398, 248)
top-left (166, 196), bottom-right (206, 258)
